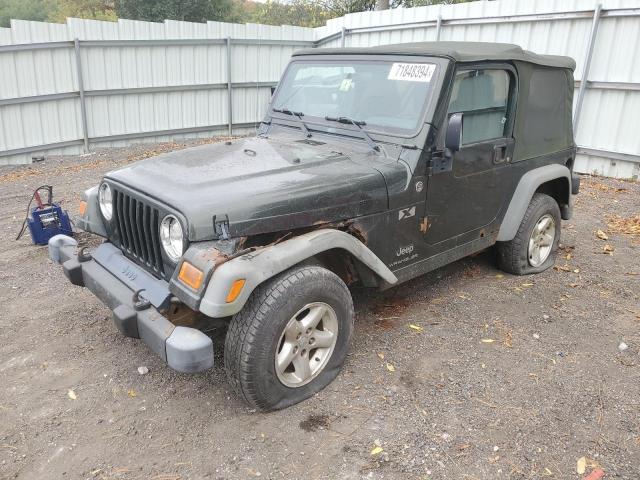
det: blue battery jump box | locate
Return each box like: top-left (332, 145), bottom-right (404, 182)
top-left (19, 186), bottom-right (73, 245)
top-left (27, 204), bottom-right (73, 245)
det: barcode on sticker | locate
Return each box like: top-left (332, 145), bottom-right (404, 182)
top-left (388, 63), bottom-right (435, 82)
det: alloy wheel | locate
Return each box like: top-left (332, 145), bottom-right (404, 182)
top-left (275, 302), bottom-right (339, 388)
top-left (528, 213), bottom-right (556, 267)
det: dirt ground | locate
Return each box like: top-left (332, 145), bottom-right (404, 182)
top-left (1, 139), bottom-right (639, 480)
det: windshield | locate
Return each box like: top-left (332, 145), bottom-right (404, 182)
top-left (271, 59), bottom-right (438, 135)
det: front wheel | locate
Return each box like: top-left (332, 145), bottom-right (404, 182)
top-left (224, 265), bottom-right (354, 411)
top-left (497, 193), bottom-right (561, 275)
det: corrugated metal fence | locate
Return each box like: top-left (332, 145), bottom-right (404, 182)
top-left (1, 0), bottom-right (639, 179)
top-left (0, 19), bottom-right (314, 165)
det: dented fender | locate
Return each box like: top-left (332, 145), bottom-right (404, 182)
top-left (199, 229), bottom-right (397, 318)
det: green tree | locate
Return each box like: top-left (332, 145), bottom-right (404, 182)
top-left (241, 0), bottom-right (475, 28)
top-left (321, 0), bottom-right (378, 16)
top-left (396, 0), bottom-right (474, 6)
top-left (322, 0), bottom-right (474, 15)
top-left (0, 0), bottom-right (477, 30)
top-left (114, 0), bottom-right (235, 23)
top-left (0, 0), bottom-right (54, 27)
top-left (48, 0), bottom-right (117, 22)
top-left (240, 0), bottom-right (334, 28)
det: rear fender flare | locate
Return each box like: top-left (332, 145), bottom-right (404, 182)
top-left (497, 164), bottom-right (571, 242)
top-left (199, 229), bottom-right (397, 318)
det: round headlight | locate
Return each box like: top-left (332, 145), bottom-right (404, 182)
top-left (98, 183), bottom-right (113, 221)
top-left (160, 215), bottom-right (184, 262)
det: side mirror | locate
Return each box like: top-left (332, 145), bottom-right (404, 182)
top-left (445, 112), bottom-right (463, 154)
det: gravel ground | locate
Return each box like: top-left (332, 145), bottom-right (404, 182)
top-left (1, 139), bottom-right (639, 480)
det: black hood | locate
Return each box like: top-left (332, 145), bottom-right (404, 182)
top-left (106, 136), bottom-right (395, 241)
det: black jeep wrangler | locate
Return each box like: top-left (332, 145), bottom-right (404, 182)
top-left (49, 41), bottom-right (579, 411)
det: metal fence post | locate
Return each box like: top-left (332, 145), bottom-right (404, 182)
top-left (340, 27), bottom-right (347, 48)
top-left (73, 38), bottom-right (89, 153)
top-left (435, 14), bottom-right (443, 41)
top-left (573, 3), bottom-right (603, 134)
top-left (226, 37), bottom-right (233, 136)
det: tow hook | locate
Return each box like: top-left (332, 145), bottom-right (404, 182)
top-left (132, 289), bottom-right (151, 311)
top-left (77, 246), bottom-right (92, 262)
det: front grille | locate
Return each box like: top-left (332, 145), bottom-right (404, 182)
top-left (112, 188), bottom-right (165, 277)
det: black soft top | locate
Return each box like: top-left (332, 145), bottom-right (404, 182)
top-left (294, 41), bottom-right (575, 70)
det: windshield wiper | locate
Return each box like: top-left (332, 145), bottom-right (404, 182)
top-left (324, 116), bottom-right (380, 152)
top-left (272, 107), bottom-right (311, 138)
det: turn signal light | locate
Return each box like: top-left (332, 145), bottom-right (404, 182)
top-left (226, 279), bottom-right (246, 303)
top-left (79, 200), bottom-right (87, 216)
top-left (178, 261), bottom-right (204, 290)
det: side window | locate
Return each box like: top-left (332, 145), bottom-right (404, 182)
top-left (523, 68), bottom-right (569, 154)
top-left (447, 69), bottom-right (511, 145)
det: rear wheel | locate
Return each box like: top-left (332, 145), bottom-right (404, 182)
top-left (224, 265), bottom-right (354, 411)
top-left (497, 193), bottom-right (561, 275)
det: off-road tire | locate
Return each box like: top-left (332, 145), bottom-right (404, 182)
top-left (497, 193), bottom-right (561, 275)
top-left (224, 265), bottom-right (354, 411)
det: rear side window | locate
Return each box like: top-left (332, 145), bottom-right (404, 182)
top-left (510, 64), bottom-right (573, 161)
top-left (447, 69), bottom-right (511, 145)
top-left (527, 68), bottom-right (568, 149)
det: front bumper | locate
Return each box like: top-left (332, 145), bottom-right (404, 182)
top-left (48, 235), bottom-right (214, 373)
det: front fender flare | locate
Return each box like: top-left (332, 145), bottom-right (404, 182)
top-left (497, 164), bottom-right (572, 242)
top-left (199, 229), bottom-right (397, 318)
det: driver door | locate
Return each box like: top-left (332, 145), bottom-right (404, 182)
top-left (424, 66), bottom-right (517, 249)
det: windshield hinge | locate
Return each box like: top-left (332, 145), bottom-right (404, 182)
top-left (428, 151), bottom-right (452, 176)
top-left (213, 214), bottom-right (230, 240)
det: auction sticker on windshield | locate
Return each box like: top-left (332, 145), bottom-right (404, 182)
top-left (388, 63), bottom-right (435, 83)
